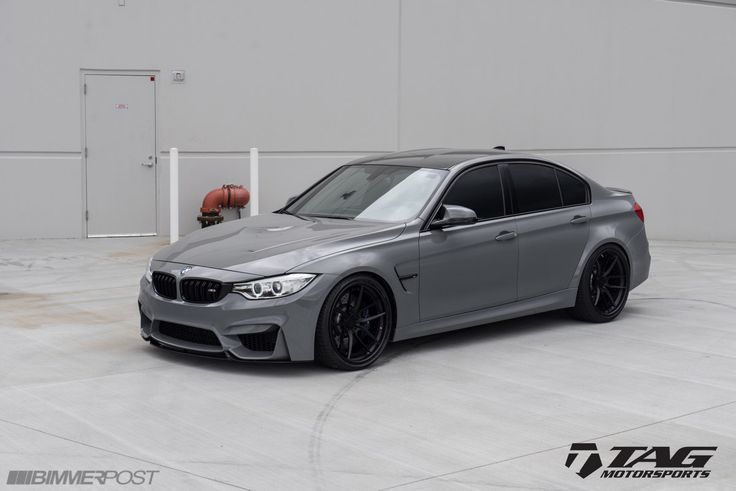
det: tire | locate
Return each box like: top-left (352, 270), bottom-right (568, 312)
top-left (315, 274), bottom-right (393, 370)
top-left (569, 244), bottom-right (630, 323)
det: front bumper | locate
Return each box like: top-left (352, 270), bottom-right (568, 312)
top-left (138, 271), bottom-right (336, 362)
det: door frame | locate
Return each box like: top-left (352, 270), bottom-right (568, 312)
top-left (80, 69), bottom-right (160, 238)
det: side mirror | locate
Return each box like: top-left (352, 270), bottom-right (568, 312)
top-left (285, 195), bottom-right (299, 207)
top-left (430, 205), bottom-right (478, 230)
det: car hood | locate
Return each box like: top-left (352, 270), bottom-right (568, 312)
top-left (154, 213), bottom-right (405, 276)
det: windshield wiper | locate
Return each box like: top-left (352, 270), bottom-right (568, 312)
top-left (303, 214), bottom-right (353, 220)
top-left (278, 209), bottom-right (310, 221)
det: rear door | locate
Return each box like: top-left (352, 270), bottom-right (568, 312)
top-left (504, 162), bottom-right (590, 299)
top-left (419, 164), bottom-right (518, 320)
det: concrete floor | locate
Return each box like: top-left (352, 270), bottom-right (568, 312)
top-left (0, 238), bottom-right (735, 490)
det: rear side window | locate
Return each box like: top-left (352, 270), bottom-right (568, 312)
top-left (508, 164), bottom-right (562, 213)
top-left (556, 170), bottom-right (588, 206)
top-left (443, 165), bottom-right (504, 219)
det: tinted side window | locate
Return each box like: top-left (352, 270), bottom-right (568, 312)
top-left (508, 164), bottom-right (562, 213)
top-left (443, 165), bottom-right (504, 219)
top-left (556, 170), bottom-right (587, 206)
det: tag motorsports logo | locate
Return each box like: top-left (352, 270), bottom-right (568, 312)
top-left (565, 443), bottom-right (716, 480)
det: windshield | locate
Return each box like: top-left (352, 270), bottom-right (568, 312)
top-left (284, 165), bottom-right (447, 222)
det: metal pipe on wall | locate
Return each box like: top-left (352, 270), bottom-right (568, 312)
top-left (197, 184), bottom-right (250, 227)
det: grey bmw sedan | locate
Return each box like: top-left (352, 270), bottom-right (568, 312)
top-left (138, 148), bottom-right (650, 370)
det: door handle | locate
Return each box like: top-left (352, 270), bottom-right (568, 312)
top-left (570, 215), bottom-right (588, 224)
top-left (495, 230), bottom-right (517, 241)
top-left (141, 161), bottom-right (154, 167)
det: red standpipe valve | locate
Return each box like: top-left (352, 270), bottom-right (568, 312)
top-left (197, 184), bottom-right (250, 228)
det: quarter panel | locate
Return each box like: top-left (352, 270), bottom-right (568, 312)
top-left (568, 193), bottom-right (648, 291)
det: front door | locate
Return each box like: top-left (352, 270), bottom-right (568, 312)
top-left (84, 74), bottom-right (157, 236)
top-left (419, 165), bottom-right (518, 320)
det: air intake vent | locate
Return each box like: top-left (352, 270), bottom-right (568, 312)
top-left (158, 321), bottom-right (221, 346)
top-left (239, 327), bottom-right (279, 352)
top-left (180, 278), bottom-right (228, 303)
top-left (152, 272), bottom-right (177, 299)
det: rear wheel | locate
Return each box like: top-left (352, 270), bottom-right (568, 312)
top-left (315, 275), bottom-right (393, 370)
top-left (569, 245), bottom-right (629, 323)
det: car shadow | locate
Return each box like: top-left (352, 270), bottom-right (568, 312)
top-left (143, 346), bottom-right (326, 377)
top-left (141, 309), bottom-right (596, 376)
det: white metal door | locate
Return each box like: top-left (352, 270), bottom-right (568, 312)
top-left (84, 74), bottom-right (156, 236)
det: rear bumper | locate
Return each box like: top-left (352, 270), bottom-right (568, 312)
top-left (138, 273), bottom-right (336, 362)
top-left (627, 226), bottom-right (651, 290)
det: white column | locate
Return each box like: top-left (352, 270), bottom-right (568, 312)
top-left (249, 147), bottom-right (259, 216)
top-left (169, 147), bottom-right (179, 244)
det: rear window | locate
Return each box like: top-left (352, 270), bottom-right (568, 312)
top-left (556, 170), bottom-right (588, 206)
top-left (508, 164), bottom-right (562, 213)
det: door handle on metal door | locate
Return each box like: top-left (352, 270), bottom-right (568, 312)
top-left (495, 231), bottom-right (517, 241)
top-left (570, 215), bottom-right (588, 224)
top-left (141, 161), bottom-right (154, 167)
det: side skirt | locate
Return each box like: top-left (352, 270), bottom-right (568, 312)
top-left (393, 288), bottom-right (578, 342)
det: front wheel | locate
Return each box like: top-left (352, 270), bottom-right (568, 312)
top-left (569, 244), bottom-right (630, 323)
top-left (314, 275), bottom-right (393, 370)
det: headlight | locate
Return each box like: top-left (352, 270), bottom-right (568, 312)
top-left (145, 257), bottom-right (153, 282)
top-left (232, 273), bottom-right (316, 300)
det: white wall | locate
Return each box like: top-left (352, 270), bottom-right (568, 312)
top-left (399, 0), bottom-right (736, 242)
top-left (1, 0), bottom-right (735, 240)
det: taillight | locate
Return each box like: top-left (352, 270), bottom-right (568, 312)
top-left (633, 202), bottom-right (644, 222)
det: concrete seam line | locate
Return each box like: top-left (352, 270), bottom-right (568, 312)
top-left (0, 417), bottom-right (253, 491)
top-left (629, 296), bottom-right (736, 311)
top-left (379, 399), bottom-right (736, 489)
top-left (308, 338), bottom-right (440, 489)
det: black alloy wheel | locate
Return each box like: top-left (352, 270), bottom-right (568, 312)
top-left (570, 245), bottom-right (630, 323)
top-left (315, 275), bottom-right (393, 370)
